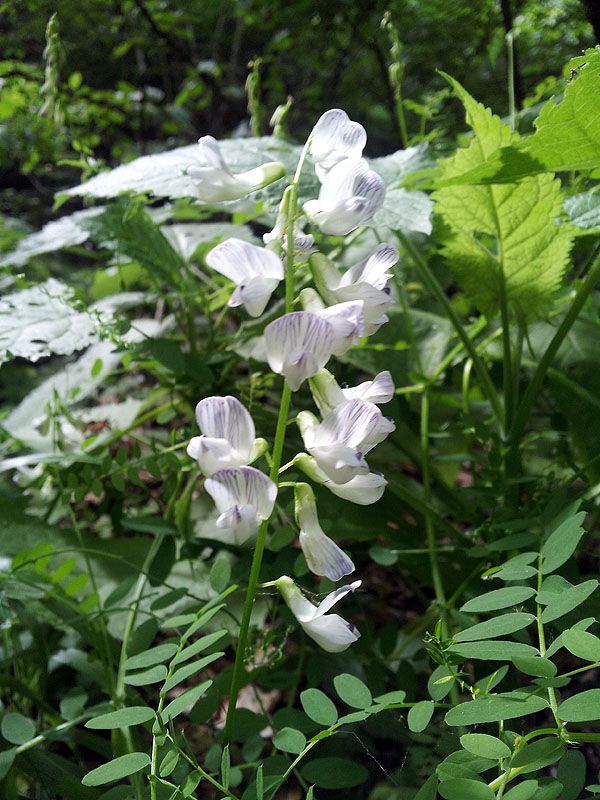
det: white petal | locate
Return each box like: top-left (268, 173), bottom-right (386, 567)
top-left (315, 399), bottom-right (383, 450)
top-left (187, 435), bottom-right (246, 476)
top-left (299, 529), bottom-right (355, 581)
top-left (308, 369), bottom-right (346, 415)
top-left (341, 371), bottom-right (395, 405)
top-left (205, 466), bottom-right (277, 520)
top-left (326, 472), bottom-right (387, 505)
top-left (206, 239), bottom-right (283, 284)
top-left (216, 503), bottom-right (260, 545)
top-left (315, 301), bottom-right (364, 355)
top-left (195, 396), bottom-right (254, 459)
top-left (339, 244), bottom-right (398, 290)
top-left (300, 613), bottom-right (360, 652)
top-left (314, 579), bottom-right (362, 617)
top-left (311, 109), bottom-right (367, 180)
top-left (309, 443), bottom-right (369, 484)
top-left (229, 276), bottom-right (281, 317)
top-left (276, 575), bottom-right (318, 621)
top-left (198, 136), bottom-right (229, 170)
top-left (264, 312), bottom-right (335, 391)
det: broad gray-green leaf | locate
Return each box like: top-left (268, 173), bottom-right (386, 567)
top-left (407, 701), bottom-right (434, 732)
top-left (438, 778), bottom-right (494, 800)
top-left (300, 688), bottom-right (337, 726)
top-left (81, 752), bottom-right (150, 786)
top-left (273, 727), bottom-right (306, 754)
top-left (557, 689), bottom-right (600, 722)
top-left (333, 673), bottom-right (372, 709)
top-left (161, 652), bottom-right (223, 694)
top-left (445, 692), bottom-right (548, 726)
top-left (160, 680), bottom-right (212, 722)
top-left (564, 190), bottom-right (600, 231)
top-left (123, 643), bottom-right (179, 671)
top-left (461, 586), bottom-right (536, 613)
top-left (373, 186), bottom-right (433, 236)
top-left (432, 76), bottom-right (574, 322)
top-left (1, 712), bottom-right (35, 744)
top-left (511, 738), bottom-right (564, 772)
top-left (539, 579), bottom-right (598, 623)
top-left (0, 207), bottom-right (104, 267)
top-left (512, 657), bottom-right (556, 678)
top-left (453, 613), bottom-right (535, 642)
top-left (0, 279), bottom-right (97, 364)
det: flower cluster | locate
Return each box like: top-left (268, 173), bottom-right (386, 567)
top-left (186, 110), bottom-right (397, 652)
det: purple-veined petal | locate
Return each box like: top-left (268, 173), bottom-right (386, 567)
top-left (205, 466), bottom-right (277, 521)
top-left (309, 399), bottom-right (383, 451)
top-left (308, 443), bottom-right (369, 484)
top-left (295, 482), bottom-right (355, 580)
top-left (341, 371), bottom-right (395, 405)
top-left (313, 579), bottom-right (362, 617)
top-left (264, 312), bottom-right (335, 391)
top-left (195, 396), bottom-right (254, 458)
top-left (327, 472), bottom-right (387, 505)
top-left (339, 244), bottom-right (398, 290)
top-left (216, 503), bottom-right (260, 545)
top-left (229, 276), bottom-right (282, 317)
top-left (207, 238), bottom-right (283, 284)
top-left (300, 613), bottom-right (361, 652)
top-left (187, 435), bottom-right (245, 476)
top-left (315, 301), bottom-right (364, 355)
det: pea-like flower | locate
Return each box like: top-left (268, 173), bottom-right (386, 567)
top-left (187, 136), bottom-right (285, 203)
top-left (297, 398), bottom-right (395, 484)
top-left (311, 244), bottom-right (398, 335)
top-left (204, 466), bottom-right (277, 545)
top-left (187, 395), bottom-right (264, 477)
top-left (264, 311), bottom-right (335, 391)
top-left (299, 289), bottom-right (364, 356)
top-left (303, 158), bottom-right (385, 236)
top-left (295, 482), bottom-right (355, 581)
top-left (294, 453), bottom-right (388, 506)
top-left (275, 575), bottom-right (361, 652)
top-left (309, 368), bottom-right (395, 416)
top-left (206, 238), bottom-right (284, 317)
top-left (310, 109), bottom-right (367, 181)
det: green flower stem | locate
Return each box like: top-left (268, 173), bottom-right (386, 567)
top-left (15, 712), bottom-right (94, 755)
top-left (509, 252), bottom-right (600, 453)
top-left (396, 229), bottom-right (505, 428)
top-left (224, 183), bottom-right (298, 743)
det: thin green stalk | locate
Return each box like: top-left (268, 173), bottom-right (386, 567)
top-left (506, 31), bottom-right (516, 132)
top-left (396, 230), bottom-right (505, 428)
top-left (535, 553), bottom-right (567, 736)
top-left (509, 252), bottom-right (600, 453)
top-left (224, 183), bottom-right (299, 743)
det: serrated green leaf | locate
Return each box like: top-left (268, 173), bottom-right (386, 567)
top-left (541, 512), bottom-right (586, 573)
top-left (557, 689), bottom-right (600, 722)
top-left (1, 712), bottom-right (35, 744)
top-left (453, 612), bottom-right (535, 642)
top-left (407, 701), bottom-right (434, 732)
top-left (433, 75), bottom-right (573, 321)
top-left (460, 586), bottom-right (536, 613)
top-left (460, 733), bottom-right (511, 760)
top-left (82, 752), bottom-right (150, 786)
top-left (333, 673), bottom-right (372, 709)
top-left (85, 706), bottom-right (154, 729)
top-left (562, 629), bottom-right (600, 662)
top-left (300, 688), bottom-right (337, 726)
top-left (273, 727), bottom-right (306, 754)
top-left (445, 692), bottom-right (548, 725)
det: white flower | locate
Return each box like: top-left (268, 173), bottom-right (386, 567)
top-left (303, 158), bottom-right (384, 236)
top-left (295, 482), bottom-right (354, 581)
top-left (204, 466), bottom-right (277, 545)
top-left (299, 289), bottom-right (363, 356)
top-left (294, 453), bottom-right (388, 505)
top-left (187, 395), bottom-right (260, 477)
top-left (264, 311), bottom-right (335, 391)
top-left (206, 238), bottom-right (284, 317)
top-left (297, 398), bottom-right (394, 484)
top-left (187, 136), bottom-right (285, 202)
top-left (310, 109), bottom-right (367, 181)
top-left (311, 244), bottom-right (398, 335)
top-left (309, 368), bottom-right (395, 415)
top-left (276, 575), bottom-right (361, 652)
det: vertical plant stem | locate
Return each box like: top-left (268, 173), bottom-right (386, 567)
top-left (535, 554), bottom-right (567, 736)
top-left (224, 184), bottom-right (298, 743)
top-left (396, 230), bottom-right (505, 429)
top-left (509, 252), bottom-right (600, 455)
top-left (506, 31), bottom-right (516, 132)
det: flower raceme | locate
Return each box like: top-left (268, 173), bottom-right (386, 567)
top-left (275, 575), bottom-right (361, 652)
top-left (294, 482), bottom-right (355, 581)
top-left (206, 238), bottom-right (284, 318)
top-left (205, 466), bottom-right (277, 546)
top-left (187, 395), bottom-right (265, 477)
top-left (188, 136), bottom-right (284, 203)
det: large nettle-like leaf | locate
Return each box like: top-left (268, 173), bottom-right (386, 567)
top-left (434, 47), bottom-right (600, 184)
top-left (432, 76), bottom-right (574, 322)
top-left (0, 278), bottom-right (97, 364)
